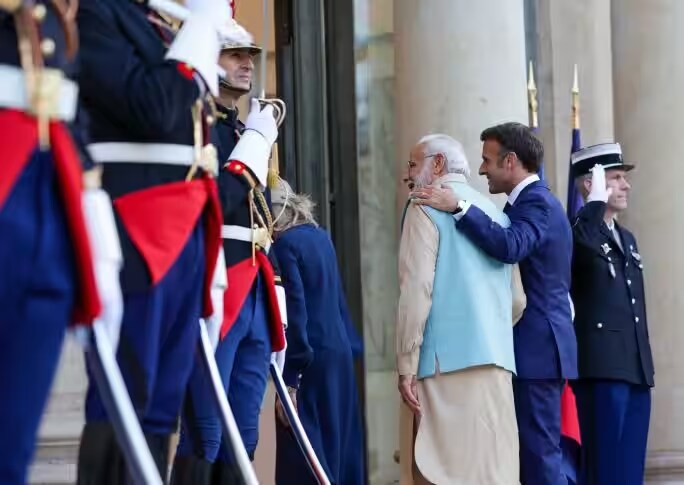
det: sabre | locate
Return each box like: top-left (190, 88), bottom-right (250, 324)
top-left (74, 323), bottom-right (163, 485)
top-left (253, 0), bottom-right (286, 127)
top-left (196, 320), bottom-right (260, 485)
top-left (270, 359), bottom-right (331, 485)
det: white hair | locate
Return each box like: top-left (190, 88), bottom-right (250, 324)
top-left (417, 133), bottom-right (471, 179)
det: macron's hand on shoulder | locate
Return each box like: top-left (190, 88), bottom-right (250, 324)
top-left (410, 184), bottom-right (459, 213)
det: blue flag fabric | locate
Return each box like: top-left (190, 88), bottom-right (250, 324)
top-left (563, 127), bottom-right (583, 485)
top-left (566, 128), bottom-right (584, 219)
top-left (532, 127), bottom-right (545, 181)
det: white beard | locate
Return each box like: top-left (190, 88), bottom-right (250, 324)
top-left (412, 164), bottom-right (434, 189)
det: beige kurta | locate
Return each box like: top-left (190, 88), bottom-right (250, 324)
top-left (396, 174), bottom-right (525, 485)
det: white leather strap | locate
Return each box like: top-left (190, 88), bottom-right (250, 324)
top-left (221, 224), bottom-right (271, 253)
top-left (0, 64), bottom-right (78, 121)
top-left (87, 143), bottom-right (195, 165)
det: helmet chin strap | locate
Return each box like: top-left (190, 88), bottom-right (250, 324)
top-left (219, 78), bottom-right (251, 96)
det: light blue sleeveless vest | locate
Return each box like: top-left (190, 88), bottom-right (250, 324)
top-left (404, 179), bottom-right (516, 379)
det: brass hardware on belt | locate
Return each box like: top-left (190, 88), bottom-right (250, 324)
top-left (186, 97), bottom-right (219, 181)
top-left (11, 0), bottom-right (79, 148)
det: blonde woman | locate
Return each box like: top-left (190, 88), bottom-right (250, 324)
top-left (271, 178), bottom-right (364, 485)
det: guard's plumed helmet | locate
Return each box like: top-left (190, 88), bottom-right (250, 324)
top-left (219, 0), bottom-right (261, 56)
top-left (218, 0), bottom-right (261, 92)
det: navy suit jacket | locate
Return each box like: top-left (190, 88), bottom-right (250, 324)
top-left (456, 181), bottom-right (577, 379)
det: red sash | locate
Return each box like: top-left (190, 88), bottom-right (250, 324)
top-left (113, 176), bottom-right (222, 317)
top-left (221, 253), bottom-right (286, 352)
top-left (0, 110), bottom-right (101, 324)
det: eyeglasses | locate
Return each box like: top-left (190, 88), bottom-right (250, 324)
top-left (406, 153), bottom-right (439, 170)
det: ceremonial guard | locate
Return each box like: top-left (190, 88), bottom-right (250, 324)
top-left (173, 14), bottom-right (287, 483)
top-left (569, 144), bottom-right (655, 485)
top-left (0, 1), bottom-right (121, 483)
top-left (73, 0), bottom-right (277, 481)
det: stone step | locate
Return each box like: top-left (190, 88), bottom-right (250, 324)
top-left (29, 435), bottom-right (79, 485)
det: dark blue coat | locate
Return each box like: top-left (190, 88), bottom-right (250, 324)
top-left (273, 224), bottom-right (364, 485)
top-left (456, 181), bottom-right (578, 379)
top-left (77, 0), bottom-right (203, 291)
top-left (571, 201), bottom-right (654, 386)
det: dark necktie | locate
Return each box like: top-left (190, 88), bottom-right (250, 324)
top-left (504, 202), bottom-right (512, 214)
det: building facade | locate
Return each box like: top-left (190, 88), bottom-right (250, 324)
top-left (32, 1), bottom-right (684, 483)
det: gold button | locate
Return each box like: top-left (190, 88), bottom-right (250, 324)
top-left (41, 38), bottom-right (56, 57)
top-left (33, 4), bottom-right (47, 22)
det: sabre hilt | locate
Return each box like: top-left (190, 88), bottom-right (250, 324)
top-left (255, 96), bottom-right (286, 128)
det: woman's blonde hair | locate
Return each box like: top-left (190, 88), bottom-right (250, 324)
top-left (272, 178), bottom-right (318, 233)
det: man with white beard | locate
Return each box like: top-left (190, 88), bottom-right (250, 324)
top-left (396, 134), bottom-right (525, 484)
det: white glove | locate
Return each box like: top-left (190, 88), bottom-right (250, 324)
top-left (203, 247), bottom-right (227, 350)
top-left (245, 99), bottom-right (278, 145)
top-left (275, 284), bottom-right (288, 330)
top-left (227, 99), bottom-right (279, 186)
top-left (587, 164), bottom-right (613, 203)
top-left (185, 0), bottom-right (232, 23)
top-left (271, 340), bottom-right (287, 372)
top-left (166, 0), bottom-right (233, 96)
top-left (82, 189), bottom-right (124, 351)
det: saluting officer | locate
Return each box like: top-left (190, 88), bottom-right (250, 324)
top-left (569, 143), bottom-right (655, 485)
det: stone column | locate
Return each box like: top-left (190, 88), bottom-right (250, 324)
top-left (612, 1), bottom-right (684, 482)
top-left (532, 0), bottom-right (614, 201)
top-left (395, 0), bottom-right (528, 210)
top-left (391, 0), bottom-right (527, 480)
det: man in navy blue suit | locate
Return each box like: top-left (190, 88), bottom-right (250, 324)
top-left (411, 122), bottom-right (577, 485)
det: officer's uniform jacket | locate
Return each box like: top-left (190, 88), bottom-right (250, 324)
top-left (571, 200), bottom-right (655, 386)
top-left (213, 104), bottom-right (285, 351)
top-left (76, 0), bottom-right (222, 316)
top-left (0, 1), bottom-right (101, 323)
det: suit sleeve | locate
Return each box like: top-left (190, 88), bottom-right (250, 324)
top-left (77, 0), bottom-right (200, 138)
top-left (455, 196), bottom-right (550, 264)
top-left (274, 239), bottom-right (313, 389)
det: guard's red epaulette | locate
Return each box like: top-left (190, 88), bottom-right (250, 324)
top-left (225, 160), bottom-right (258, 189)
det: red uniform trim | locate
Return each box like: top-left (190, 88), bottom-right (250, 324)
top-left (0, 109), bottom-right (102, 325)
top-left (561, 382), bottom-right (581, 445)
top-left (176, 62), bottom-right (195, 81)
top-left (113, 176), bottom-right (222, 318)
top-left (221, 253), bottom-right (286, 352)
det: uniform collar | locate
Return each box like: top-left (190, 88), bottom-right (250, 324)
top-left (216, 103), bottom-right (239, 124)
top-left (508, 174), bottom-right (540, 206)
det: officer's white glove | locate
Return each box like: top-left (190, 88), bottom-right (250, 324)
top-left (271, 340), bottom-right (287, 372)
top-left (203, 247), bottom-right (228, 350)
top-left (166, 0), bottom-right (234, 96)
top-left (587, 164), bottom-right (613, 203)
top-left (82, 188), bottom-right (124, 351)
top-left (227, 99), bottom-right (278, 186)
top-left (245, 99), bottom-right (278, 146)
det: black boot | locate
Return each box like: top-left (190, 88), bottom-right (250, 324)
top-left (144, 433), bottom-right (172, 483)
top-left (170, 455), bottom-right (213, 485)
top-left (77, 422), bottom-right (126, 485)
top-left (212, 461), bottom-right (246, 485)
